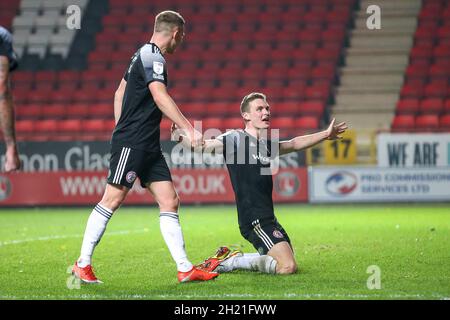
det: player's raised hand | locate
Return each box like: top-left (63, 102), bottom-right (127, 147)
top-left (326, 118), bottom-right (348, 140)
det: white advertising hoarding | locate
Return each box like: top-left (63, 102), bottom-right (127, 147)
top-left (309, 167), bottom-right (450, 203)
top-left (377, 133), bottom-right (450, 167)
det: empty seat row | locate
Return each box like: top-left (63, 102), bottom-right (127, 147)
top-left (13, 114), bottom-right (321, 141)
top-left (392, 114), bottom-right (450, 131)
top-left (396, 98), bottom-right (450, 114)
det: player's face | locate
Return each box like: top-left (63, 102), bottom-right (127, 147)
top-left (245, 99), bottom-right (271, 129)
top-left (167, 26), bottom-right (185, 54)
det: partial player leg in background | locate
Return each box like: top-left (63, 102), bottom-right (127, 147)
top-left (0, 56), bottom-right (20, 172)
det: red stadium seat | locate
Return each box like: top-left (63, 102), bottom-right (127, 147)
top-left (424, 82), bottom-right (447, 98)
top-left (311, 66), bottom-right (336, 80)
top-left (273, 102), bottom-right (298, 116)
top-left (223, 117), bottom-right (244, 131)
top-left (304, 85), bottom-right (331, 102)
top-left (419, 98), bottom-right (444, 114)
top-left (72, 90), bottom-right (96, 104)
top-left (50, 91), bottom-right (74, 104)
top-left (180, 103), bottom-right (205, 118)
top-left (82, 119), bottom-right (106, 133)
top-left (12, 71), bottom-right (34, 84)
top-left (392, 115), bottom-right (415, 131)
top-left (104, 119), bottom-right (116, 132)
top-left (405, 64), bottom-right (429, 78)
top-left (295, 117), bottom-right (319, 131)
top-left (89, 103), bottom-right (113, 118)
top-left (282, 86), bottom-right (305, 101)
top-left (396, 99), bottom-right (419, 114)
top-left (203, 117), bottom-right (224, 132)
top-left (42, 105), bottom-right (67, 119)
top-left (205, 102), bottom-right (235, 117)
top-left (16, 105), bottom-right (42, 119)
top-left (416, 114), bottom-right (439, 131)
top-left (445, 100), bottom-right (450, 113)
top-left (35, 71), bottom-right (57, 83)
top-left (15, 120), bottom-right (35, 135)
top-left (35, 120), bottom-right (58, 133)
top-left (28, 90), bottom-right (52, 104)
top-left (210, 88), bottom-right (236, 102)
top-left (66, 104), bottom-right (90, 118)
top-left (189, 88), bottom-right (211, 102)
top-left (439, 114), bottom-right (450, 130)
top-left (400, 84), bottom-right (424, 99)
top-left (428, 64), bottom-right (449, 79)
top-left (271, 117), bottom-right (295, 130)
top-left (59, 119), bottom-right (82, 133)
top-left (298, 101), bottom-right (325, 117)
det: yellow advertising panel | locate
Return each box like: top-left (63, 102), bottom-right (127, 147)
top-left (323, 130), bottom-right (356, 164)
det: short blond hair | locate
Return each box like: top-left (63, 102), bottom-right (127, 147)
top-left (240, 92), bottom-right (268, 114)
top-left (154, 11), bottom-right (185, 33)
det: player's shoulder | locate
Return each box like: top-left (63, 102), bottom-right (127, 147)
top-left (218, 129), bottom-right (242, 139)
top-left (217, 129), bottom-right (245, 149)
top-left (0, 26), bottom-right (12, 42)
top-left (139, 43), bottom-right (166, 65)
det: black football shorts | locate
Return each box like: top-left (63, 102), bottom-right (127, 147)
top-left (241, 217), bottom-right (292, 255)
top-left (107, 145), bottom-right (172, 189)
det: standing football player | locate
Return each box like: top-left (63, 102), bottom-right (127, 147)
top-left (72, 11), bottom-right (218, 283)
top-left (173, 92), bottom-right (347, 274)
top-left (0, 26), bottom-right (21, 172)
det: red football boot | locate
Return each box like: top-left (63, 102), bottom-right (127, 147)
top-left (177, 266), bottom-right (219, 283)
top-left (72, 262), bottom-right (102, 284)
top-left (196, 246), bottom-right (243, 272)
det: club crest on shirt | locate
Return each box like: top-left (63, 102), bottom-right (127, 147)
top-left (273, 229), bottom-right (284, 239)
top-left (153, 61), bottom-right (164, 75)
top-left (126, 171), bottom-right (137, 183)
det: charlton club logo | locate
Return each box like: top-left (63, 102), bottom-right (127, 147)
top-left (126, 171), bottom-right (137, 183)
top-left (273, 230), bottom-right (284, 239)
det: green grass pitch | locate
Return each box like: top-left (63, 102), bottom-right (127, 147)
top-left (0, 204), bottom-right (449, 300)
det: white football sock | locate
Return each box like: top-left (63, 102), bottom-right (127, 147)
top-left (159, 212), bottom-right (193, 272)
top-left (217, 253), bottom-right (277, 274)
top-left (77, 204), bottom-right (113, 267)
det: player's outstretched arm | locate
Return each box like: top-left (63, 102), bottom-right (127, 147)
top-left (149, 81), bottom-right (202, 147)
top-left (171, 123), bottom-right (224, 154)
top-left (114, 78), bottom-right (126, 124)
top-left (279, 118), bottom-right (348, 155)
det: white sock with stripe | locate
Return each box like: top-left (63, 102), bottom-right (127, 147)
top-left (77, 204), bottom-right (113, 267)
top-left (159, 212), bottom-right (193, 272)
top-left (217, 253), bottom-right (277, 274)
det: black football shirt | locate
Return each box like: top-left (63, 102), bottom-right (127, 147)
top-left (218, 129), bottom-right (277, 230)
top-left (111, 43), bottom-right (168, 152)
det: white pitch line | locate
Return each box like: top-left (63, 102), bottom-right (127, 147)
top-left (0, 229), bottom-right (149, 247)
top-left (0, 293), bottom-right (448, 300)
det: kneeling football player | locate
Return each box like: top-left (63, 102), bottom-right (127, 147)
top-left (172, 92), bottom-right (347, 274)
